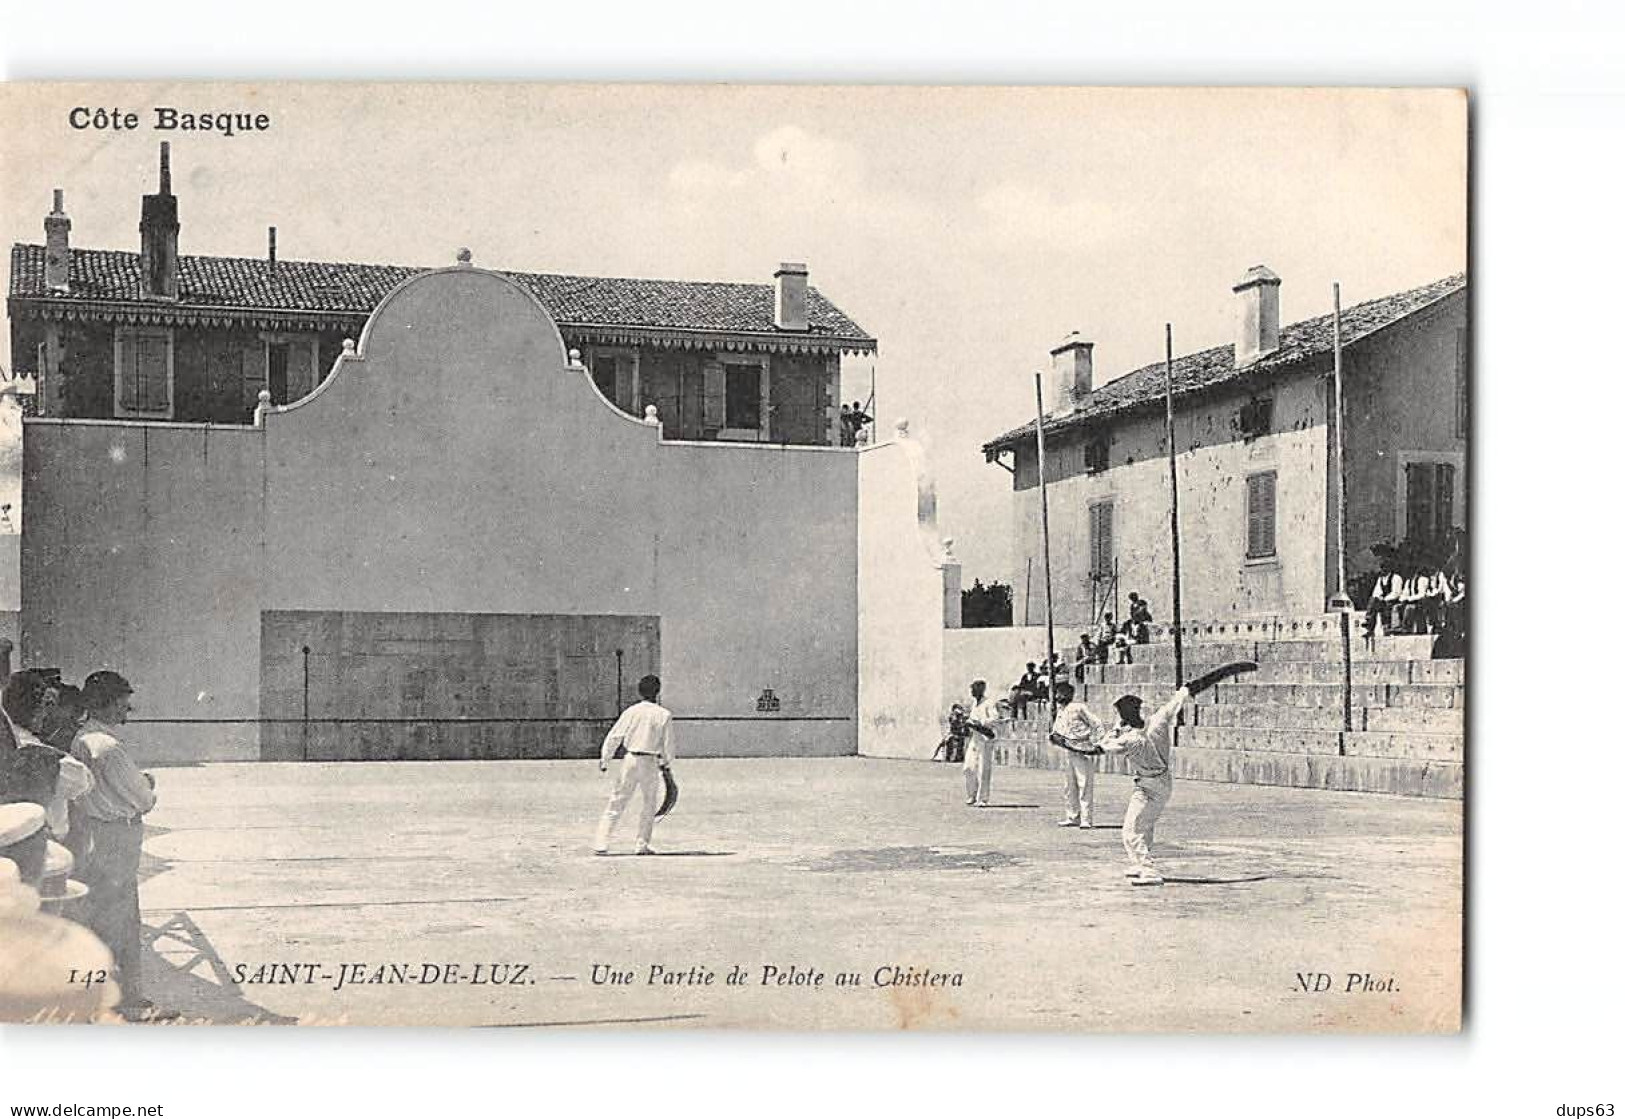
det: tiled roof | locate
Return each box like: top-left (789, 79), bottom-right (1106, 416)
top-left (983, 273), bottom-right (1465, 452)
top-left (8, 244), bottom-right (877, 351)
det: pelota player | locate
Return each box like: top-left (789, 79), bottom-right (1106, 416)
top-left (1096, 662), bottom-right (1256, 886)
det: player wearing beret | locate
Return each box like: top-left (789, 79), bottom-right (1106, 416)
top-left (1099, 662), bottom-right (1255, 886)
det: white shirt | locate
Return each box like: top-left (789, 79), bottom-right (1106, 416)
top-left (967, 697), bottom-right (1002, 741)
top-left (600, 700), bottom-right (675, 766)
top-left (1051, 700), bottom-right (1105, 751)
top-left (1101, 688), bottom-right (1189, 780)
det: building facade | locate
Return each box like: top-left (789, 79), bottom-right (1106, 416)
top-left (9, 145), bottom-right (875, 444)
top-left (983, 269), bottom-right (1467, 627)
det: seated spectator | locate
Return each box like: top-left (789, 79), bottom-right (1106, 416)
top-left (934, 704), bottom-right (969, 763)
top-left (1127, 592), bottom-right (1153, 643)
top-left (847, 401), bottom-right (873, 445)
top-left (1017, 662), bottom-right (1042, 711)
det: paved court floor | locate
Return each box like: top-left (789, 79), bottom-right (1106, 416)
top-left (126, 757), bottom-right (1461, 1031)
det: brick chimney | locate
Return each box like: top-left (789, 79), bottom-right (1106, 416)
top-left (139, 142), bottom-right (180, 300)
top-left (1050, 332), bottom-right (1094, 410)
top-left (1233, 264), bottom-right (1281, 367)
top-left (774, 262), bottom-right (809, 331)
top-left (44, 189), bottom-right (71, 293)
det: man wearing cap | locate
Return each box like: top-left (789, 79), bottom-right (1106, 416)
top-left (1047, 681), bottom-right (1105, 828)
top-left (70, 671), bottom-right (158, 1018)
top-left (593, 674), bottom-right (674, 856)
top-left (1098, 686), bottom-right (1190, 886)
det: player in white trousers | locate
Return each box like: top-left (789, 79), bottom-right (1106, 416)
top-left (1098, 686), bottom-right (1190, 885)
top-left (593, 674), bottom-right (674, 856)
top-left (961, 680), bottom-right (1001, 807)
top-left (1047, 681), bottom-right (1106, 827)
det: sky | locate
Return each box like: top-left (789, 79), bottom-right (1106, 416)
top-left (0, 83), bottom-right (1466, 579)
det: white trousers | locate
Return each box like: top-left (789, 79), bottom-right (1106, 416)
top-left (595, 754), bottom-right (662, 851)
top-left (1122, 774), bottom-right (1173, 869)
top-left (1061, 751), bottom-right (1097, 824)
top-left (962, 739), bottom-right (994, 804)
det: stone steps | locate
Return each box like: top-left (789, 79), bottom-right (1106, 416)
top-left (1071, 659), bottom-right (1464, 687)
top-left (993, 727), bottom-right (1462, 798)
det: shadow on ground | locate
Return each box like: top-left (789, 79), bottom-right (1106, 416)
top-left (141, 911), bottom-right (298, 1025)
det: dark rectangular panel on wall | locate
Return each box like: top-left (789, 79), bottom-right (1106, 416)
top-left (260, 610), bottom-right (660, 761)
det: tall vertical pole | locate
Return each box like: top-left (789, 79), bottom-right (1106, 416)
top-left (1330, 283), bottom-right (1352, 611)
top-left (1331, 283), bottom-right (1354, 737)
top-left (1164, 326), bottom-right (1184, 688)
top-left (1034, 373), bottom-right (1057, 689)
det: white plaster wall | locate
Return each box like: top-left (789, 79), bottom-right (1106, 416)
top-left (856, 434), bottom-right (948, 759)
top-left (20, 267), bottom-right (860, 762)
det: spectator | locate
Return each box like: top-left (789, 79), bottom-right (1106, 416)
top-left (839, 404), bottom-right (856, 447)
top-left (1113, 622), bottom-right (1135, 664)
top-left (1093, 614), bottom-right (1117, 664)
top-left (1016, 663), bottom-right (1042, 715)
top-left (1399, 565), bottom-right (1432, 634)
top-left (847, 401), bottom-right (873, 446)
top-left (1007, 683), bottom-right (1029, 721)
top-left (1127, 593), bottom-right (1153, 644)
top-left (2, 670), bottom-right (94, 854)
top-left (1363, 563), bottom-right (1404, 637)
top-left (71, 671), bottom-right (160, 1021)
top-left (934, 704), bottom-right (969, 763)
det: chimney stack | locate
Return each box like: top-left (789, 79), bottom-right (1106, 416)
top-left (1233, 264), bottom-right (1281, 367)
top-left (774, 262), bottom-right (809, 332)
top-left (268, 226), bottom-right (277, 277)
top-left (1050, 332), bottom-right (1095, 410)
top-left (139, 142), bottom-right (180, 300)
top-left (44, 189), bottom-right (72, 293)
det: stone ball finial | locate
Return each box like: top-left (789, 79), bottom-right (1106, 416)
top-left (941, 537), bottom-right (957, 561)
top-left (644, 404), bottom-right (661, 426)
top-left (894, 418), bottom-right (910, 437)
top-left (568, 348), bottom-right (582, 367)
top-left (456, 247), bottom-right (473, 266)
top-left (342, 338), bottom-right (356, 354)
top-left (257, 389), bottom-right (272, 404)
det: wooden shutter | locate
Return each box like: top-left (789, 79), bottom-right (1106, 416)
top-left (701, 358), bottom-right (726, 433)
top-left (1405, 462), bottom-right (1433, 544)
top-left (1435, 463), bottom-right (1455, 539)
top-left (1246, 472), bottom-right (1276, 558)
top-left (1089, 502), bottom-right (1113, 578)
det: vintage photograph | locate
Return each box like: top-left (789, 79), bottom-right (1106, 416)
top-left (0, 82), bottom-right (1466, 1030)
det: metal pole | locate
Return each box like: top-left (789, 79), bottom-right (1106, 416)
top-left (1331, 284), bottom-right (1354, 735)
top-left (1165, 326), bottom-right (1184, 688)
top-left (1034, 373), bottom-right (1057, 688)
top-left (300, 644), bottom-right (311, 762)
top-left (615, 648), bottom-right (625, 711)
top-left (1330, 283), bottom-right (1352, 610)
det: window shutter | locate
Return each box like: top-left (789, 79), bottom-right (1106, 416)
top-left (118, 338), bottom-right (140, 411)
top-left (140, 335), bottom-right (170, 413)
top-left (1090, 503), bottom-right (1113, 578)
top-left (1247, 472), bottom-right (1276, 558)
top-left (1435, 463), bottom-right (1455, 539)
top-left (702, 359), bottom-right (726, 431)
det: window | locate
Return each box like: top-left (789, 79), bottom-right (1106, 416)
top-left (1245, 471), bottom-right (1277, 559)
top-left (724, 362), bottom-right (762, 431)
top-left (588, 349), bottom-right (638, 413)
top-left (1084, 437), bottom-right (1109, 475)
top-left (1405, 461), bottom-right (1456, 544)
top-left (114, 328), bottom-right (173, 419)
top-left (1454, 327), bottom-right (1468, 439)
top-left (1239, 396), bottom-right (1273, 440)
top-left (267, 342), bottom-right (290, 404)
top-left (1088, 502), bottom-right (1114, 580)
